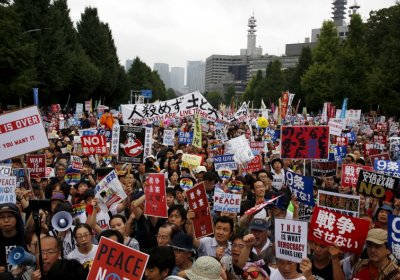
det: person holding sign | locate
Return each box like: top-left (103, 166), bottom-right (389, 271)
top-left (309, 241), bottom-right (345, 280)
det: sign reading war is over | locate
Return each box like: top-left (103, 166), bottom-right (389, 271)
top-left (281, 126), bottom-right (329, 159)
top-left (356, 170), bottom-right (399, 200)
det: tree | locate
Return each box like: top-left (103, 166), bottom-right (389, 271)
top-left (264, 60), bottom-right (285, 104)
top-left (225, 85), bottom-right (235, 104)
top-left (166, 88), bottom-right (177, 99)
top-left (301, 21), bottom-right (340, 112)
top-left (204, 91), bottom-right (223, 109)
top-left (243, 70), bottom-right (263, 103)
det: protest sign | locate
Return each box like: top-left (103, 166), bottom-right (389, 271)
top-left (71, 204), bottom-right (86, 217)
top-left (81, 135), bottom-right (107, 155)
top-left (374, 160), bottom-right (400, 177)
top-left (143, 127), bottom-right (153, 163)
top-left (186, 183), bottom-right (214, 238)
top-left (369, 152), bottom-right (391, 165)
top-left (213, 192), bottom-right (241, 213)
top-left (356, 170), bottom-right (399, 200)
top-left (0, 176), bottom-right (16, 203)
top-left (328, 120), bottom-right (344, 136)
top-left (373, 134), bottom-right (387, 145)
top-left (218, 170), bottom-right (232, 180)
top-left (333, 136), bottom-right (348, 146)
top-left (298, 203), bottom-right (314, 221)
top-left (229, 102), bottom-right (250, 123)
top-left (227, 180), bottom-right (244, 193)
top-left (388, 215), bottom-right (400, 262)
top-left (110, 122), bottom-right (120, 156)
top-left (78, 128), bottom-right (97, 137)
top-left (12, 168), bottom-right (30, 189)
top-left (213, 154), bottom-right (237, 171)
top-left (281, 126), bottom-right (329, 159)
top-left (0, 166), bottom-right (12, 177)
top-left (286, 171), bottom-right (314, 207)
top-left (144, 174), bottom-right (167, 218)
top-left (118, 126), bottom-right (146, 164)
top-left (215, 123), bottom-right (228, 142)
top-left (75, 103), bottom-right (83, 114)
top-left (311, 160), bottom-right (337, 177)
top-left (182, 153), bottom-right (202, 168)
top-left (163, 130), bottom-right (175, 146)
top-left (95, 170), bottom-right (127, 213)
top-left (84, 100), bottom-right (91, 112)
top-left (178, 131), bottom-right (193, 144)
top-left (275, 219), bottom-right (308, 263)
top-left (192, 115), bottom-right (202, 149)
top-left (341, 164), bottom-right (372, 188)
top-left (70, 155), bottom-right (83, 170)
top-left (0, 106), bottom-right (49, 161)
top-left (390, 137), bottom-right (400, 158)
top-left (26, 154), bottom-right (46, 178)
top-left (250, 141), bottom-right (265, 154)
top-left (242, 154), bottom-right (263, 173)
top-left (228, 135), bottom-right (254, 164)
top-left (179, 177), bottom-right (195, 191)
top-left (318, 190), bottom-right (360, 217)
top-left (121, 91), bottom-right (226, 124)
top-left (309, 206), bottom-right (369, 254)
top-left (64, 168), bottom-right (81, 186)
top-left (87, 237), bottom-right (149, 280)
top-left (244, 195), bottom-right (283, 216)
top-left (363, 143), bottom-right (380, 157)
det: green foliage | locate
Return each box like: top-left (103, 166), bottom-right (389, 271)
top-left (204, 91), bottom-right (223, 108)
top-left (166, 88), bottom-right (178, 99)
top-left (225, 85), bottom-right (235, 104)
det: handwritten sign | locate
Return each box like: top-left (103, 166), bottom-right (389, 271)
top-left (182, 153), bottom-right (202, 168)
top-left (275, 219), bottom-right (308, 263)
top-left (213, 192), bottom-right (241, 213)
top-left (318, 190), bottom-right (360, 217)
top-left (0, 176), bottom-right (16, 203)
top-left (144, 174), bottom-right (167, 218)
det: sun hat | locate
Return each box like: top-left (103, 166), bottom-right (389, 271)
top-left (366, 228), bottom-right (388, 245)
top-left (185, 256), bottom-right (223, 280)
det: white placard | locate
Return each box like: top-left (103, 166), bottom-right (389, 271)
top-left (227, 135), bottom-right (254, 164)
top-left (213, 192), bottom-right (241, 213)
top-left (163, 130), bottom-right (175, 146)
top-left (94, 170), bottom-right (127, 213)
top-left (0, 166), bottom-right (12, 177)
top-left (0, 106), bottom-right (49, 161)
top-left (0, 176), bottom-right (17, 203)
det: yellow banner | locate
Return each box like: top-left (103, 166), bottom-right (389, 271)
top-left (182, 153), bottom-right (202, 168)
top-left (192, 115), bottom-right (202, 149)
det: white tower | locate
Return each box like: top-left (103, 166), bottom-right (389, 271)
top-left (241, 13), bottom-right (262, 57)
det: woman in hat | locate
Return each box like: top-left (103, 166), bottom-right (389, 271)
top-left (180, 256), bottom-right (226, 280)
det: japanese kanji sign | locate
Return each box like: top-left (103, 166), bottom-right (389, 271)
top-left (0, 176), bottom-right (16, 203)
top-left (144, 173), bottom-right (167, 218)
top-left (162, 130), bottom-right (175, 146)
top-left (121, 91), bottom-right (226, 124)
top-left (143, 127), bottom-right (153, 163)
top-left (242, 153), bottom-right (263, 173)
top-left (26, 154), bottom-right (46, 178)
top-left (110, 122), bottom-right (120, 156)
top-left (213, 192), bottom-right (241, 213)
top-left (192, 115), bottom-right (202, 149)
top-left (87, 237), bottom-right (149, 280)
top-left (228, 102), bottom-right (250, 123)
top-left (356, 170), bottom-right (399, 200)
top-left (0, 106), bottom-right (49, 161)
top-left (374, 160), bottom-right (400, 177)
top-left (81, 135), bottom-right (107, 155)
top-left (94, 170), bottom-right (127, 213)
top-left (309, 206), bottom-right (369, 254)
top-left (285, 170), bottom-right (314, 207)
top-left (213, 154), bottom-right (237, 171)
top-left (388, 215), bottom-right (400, 262)
top-left (328, 120), bottom-right (344, 137)
top-left (118, 126), bottom-right (146, 164)
top-left (318, 190), bottom-right (360, 217)
top-left (186, 183), bottom-right (214, 238)
top-left (281, 126), bottom-right (329, 159)
top-left (341, 164), bottom-right (372, 188)
top-left (275, 218), bottom-right (308, 263)
top-left (178, 131), bottom-right (193, 144)
top-left (311, 160), bottom-right (337, 177)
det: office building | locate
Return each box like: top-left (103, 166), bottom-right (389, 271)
top-left (170, 67), bottom-right (185, 93)
top-left (153, 63), bottom-right (170, 89)
top-left (187, 61), bottom-right (205, 93)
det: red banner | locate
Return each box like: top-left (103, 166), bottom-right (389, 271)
top-left (186, 183), bottom-right (214, 238)
top-left (281, 91), bottom-right (289, 120)
top-left (26, 154), bottom-right (46, 178)
top-left (309, 207), bottom-right (369, 254)
top-left (87, 237), bottom-right (149, 280)
top-left (341, 164), bottom-right (373, 188)
top-left (242, 154), bottom-right (263, 173)
top-left (144, 173), bottom-right (167, 218)
top-left (81, 135), bottom-right (107, 155)
top-left (333, 136), bottom-right (348, 147)
top-left (281, 126), bottom-right (329, 159)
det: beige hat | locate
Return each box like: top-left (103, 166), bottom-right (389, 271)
top-left (194, 166), bottom-right (207, 173)
top-left (366, 228), bottom-right (387, 245)
top-left (185, 256), bottom-right (223, 280)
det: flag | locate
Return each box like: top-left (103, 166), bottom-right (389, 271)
top-left (261, 98), bottom-right (267, 110)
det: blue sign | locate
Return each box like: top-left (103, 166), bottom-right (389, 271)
top-left (374, 160), bottom-right (400, 177)
top-left (388, 215), bottom-right (400, 261)
top-left (285, 170), bottom-right (314, 207)
top-left (178, 131), bottom-right (193, 144)
top-left (213, 154), bottom-right (237, 171)
top-left (141, 89), bottom-right (152, 99)
top-left (342, 131), bottom-right (356, 143)
top-left (33, 88), bottom-right (39, 106)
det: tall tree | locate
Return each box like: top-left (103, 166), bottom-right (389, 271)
top-left (301, 21), bottom-right (340, 112)
top-left (243, 70), bottom-right (263, 103)
top-left (225, 85), bottom-right (236, 104)
top-left (264, 60), bottom-right (285, 104)
top-left (204, 91), bottom-right (223, 109)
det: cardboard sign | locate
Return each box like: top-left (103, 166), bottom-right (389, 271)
top-left (228, 135), bottom-right (254, 164)
top-left (356, 170), bottom-right (399, 200)
top-left (162, 130), bottom-right (175, 146)
top-left (213, 192), bottom-right (241, 213)
top-left (178, 131), bottom-right (193, 145)
top-left (26, 154), bottom-right (46, 178)
top-left (242, 154), bottom-right (263, 173)
top-left (388, 215), bottom-right (400, 262)
top-left (182, 153), bottom-right (202, 168)
top-left (144, 174), bottom-right (168, 218)
top-left (213, 154), bottom-right (237, 171)
top-left (94, 170), bottom-right (127, 213)
top-left (275, 218), bottom-right (308, 263)
top-left (374, 160), bottom-right (400, 177)
top-left (286, 171), bottom-right (314, 207)
top-left (0, 176), bottom-right (17, 203)
top-left (281, 126), bottom-right (329, 159)
top-left (118, 126), bottom-right (146, 164)
top-left (309, 206), bottom-right (369, 254)
top-left (81, 135), bottom-right (107, 155)
top-left (311, 160), bottom-right (337, 177)
top-left (186, 183), bottom-right (214, 238)
top-left (87, 237), bottom-right (149, 280)
top-left (0, 166), bottom-right (12, 177)
top-left (0, 106), bottom-right (49, 161)
top-left (317, 190), bottom-right (360, 217)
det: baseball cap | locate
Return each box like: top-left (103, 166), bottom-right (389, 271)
top-left (249, 218), bottom-right (270, 231)
top-left (0, 204), bottom-right (19, 216)
top-left (194, 166), bottom-right (207, 173)
top-left (366, 228), bottom-right (388, 245)
top-left (176, 150), bottom-right (184, 155)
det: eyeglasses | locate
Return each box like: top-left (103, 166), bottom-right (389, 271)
top-left (156, 234), bottom-right (169, 240)
top-left (76, 233), bottom-right (91, 240)
top-left (232, 243), bottom-right (245, 249)
top-left (41, 250), bottom-right (59, 256)
top-left (242, 271), bottom-right (261, 279)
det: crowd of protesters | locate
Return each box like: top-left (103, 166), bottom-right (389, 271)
top-left (0, 106), bottom-right (400, 280)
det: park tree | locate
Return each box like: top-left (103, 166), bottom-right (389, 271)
top-left (204, 91), bottom-right (223, 109)
top-left (225, 85), bottom-right (236, 104)
top-left (243, 70), bottom-right (263, 104)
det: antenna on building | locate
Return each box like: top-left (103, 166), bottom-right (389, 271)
top-left (349, 0), bottom-right (360, 16)
top-left (332, 0), bottom-right (347, 26)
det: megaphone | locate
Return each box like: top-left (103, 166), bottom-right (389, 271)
top-left (51, 211), bottom-right (73, 231)
top-left (8, 247), bottom-right (36, 266)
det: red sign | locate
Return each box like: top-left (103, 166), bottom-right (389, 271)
top-left (373, 135), bottom-right (387, 145)
top-left (81, 135), bottom-right (107, 155)
top-left (333, 136), bottom-right (348, 146)
top-left (26, 154), bottom-right (46, 178)
top-left (243, 154), bottom-right (262, 173)
top-left (244, 195), bottom-right (283, 216)
top-left (144, 174), bottom-right (167, 218)
top-left (87, 237), bottom-right (149, 280)
top-left (186, 183), bottom-right (214, 238)
top-left (281, 126), bottom-right (329, 159)
top-left (341, 164), bottom-right (373, 188)
top-left (363, 143), bottom-right (380, 157)
top-left (309, 207), bottom-right (369, 254)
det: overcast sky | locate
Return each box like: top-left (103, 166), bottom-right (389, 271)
top-left (67, 0), bottom-right (396, 70)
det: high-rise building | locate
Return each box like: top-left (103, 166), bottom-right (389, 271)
top-left (187, 61), bottom-right (205, 93)
top-left (153, 63), bottom-right (170, 89)
top-left (170, 67), bottom-right (185, 93)
top-left (240, 14), bottom-right (263, 57)
top-left (125, 59), bottom-right (133, 72)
